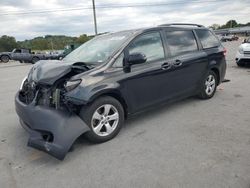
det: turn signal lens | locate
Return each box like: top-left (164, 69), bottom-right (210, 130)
top-left (65, 79), bottom-right (81, 91)
top-left (223, 48), bottom-right (227, 56)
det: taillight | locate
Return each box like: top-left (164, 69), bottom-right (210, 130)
top-left (223, 48), bottom-right (227, 56)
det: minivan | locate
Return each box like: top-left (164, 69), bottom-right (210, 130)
top-left (15, 23), bottom-right (227, 159)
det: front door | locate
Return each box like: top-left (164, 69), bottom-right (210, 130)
top-left (120, 31), bottom-right (180, 113)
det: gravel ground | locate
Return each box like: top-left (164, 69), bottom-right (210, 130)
top-left (0, 40), bottom-right (250, 188)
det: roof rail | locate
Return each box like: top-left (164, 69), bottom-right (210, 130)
top-left (159, 23), bottom-right (205, 28)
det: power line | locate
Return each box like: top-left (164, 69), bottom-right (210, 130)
top-left (0, 0), bottom-right (228, 16)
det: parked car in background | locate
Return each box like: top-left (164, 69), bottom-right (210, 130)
top-left (15, 23), bottom-right (227, 160)
top-left (221, 34), bottom-right (238, 42)
top-left (57, 44), bottom-right (81, 59)
top-left (44, 50), bottom-right (64, 60)
top-left (236, 37), bottom-right (250, 66)
top-left (11, 48), bottom-right (48, 63)
top-left (0, 48), bottom-right (48, 63)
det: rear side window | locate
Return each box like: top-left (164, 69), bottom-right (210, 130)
top-left (195, 29), bottom-right (220, 49)
top-left (15, 49), bottom-right (21, 53)
top-left (165, 30), bottom-right (198, 56)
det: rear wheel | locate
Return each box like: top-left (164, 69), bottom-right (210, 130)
top-left (236, 62), bottom-right (245, 67)
top-left (31, 57), bottom-right (40, 64)
top-left (80, 96), bottom-right (124, 143)
top-left (1, 55), bottom-right (10, 63)
top-left (198, 71), bottom-right (217, 99)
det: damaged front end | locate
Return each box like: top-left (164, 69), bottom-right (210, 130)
top-left (15, 60), bottom-right (93, 160)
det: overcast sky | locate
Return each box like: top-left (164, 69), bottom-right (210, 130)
top-left (0, 0), bottom-right (250, 41)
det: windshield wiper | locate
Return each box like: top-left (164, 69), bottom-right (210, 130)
top-left (72, 62), bottom-right (95, 70)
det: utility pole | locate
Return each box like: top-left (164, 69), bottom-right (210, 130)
top-left (50, 39), bottom-right (54, 51)
top-left (92, 0), bottom-right (98, 35)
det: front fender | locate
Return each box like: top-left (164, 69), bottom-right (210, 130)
top-left (0, 54), bottom-right (11, 59)
top-left (64, 82), bottom-right (122, 105)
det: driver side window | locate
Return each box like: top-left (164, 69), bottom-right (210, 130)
top-left (128, 32), bottom-right (165, 63)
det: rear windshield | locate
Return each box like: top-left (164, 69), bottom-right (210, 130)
top-left (195, 29), bottom-right (220, 49)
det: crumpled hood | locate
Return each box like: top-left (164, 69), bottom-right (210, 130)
top-left (27, 60), bottom-right (73, 85)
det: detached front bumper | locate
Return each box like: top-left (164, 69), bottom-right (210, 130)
top-left (15, 92), bottom-right (90, 160)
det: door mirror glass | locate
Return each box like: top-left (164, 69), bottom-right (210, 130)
top-left (128, 52), bottom-right (147, 65)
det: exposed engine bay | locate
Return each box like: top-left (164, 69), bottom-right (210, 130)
top-left (15, 61), bottom-right (94, 160)
top-left (19, 61), bottom-right (94, 110)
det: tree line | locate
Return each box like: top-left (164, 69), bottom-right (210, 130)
top-left (0, 34), bottom-right (93, 52)
top-left (1, 20), bottom-right (249, 52)
top-left (209, 20), bottom-right (250, 30)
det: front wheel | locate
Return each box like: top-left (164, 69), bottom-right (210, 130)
top-left (80, 96), bottom-right (124, 143)
top-left (198, 71), bottom-right (217, 99)
top-left (1, 55), bottom-right (10, 63)
top-left (31, 57), bottom-right (40, 64)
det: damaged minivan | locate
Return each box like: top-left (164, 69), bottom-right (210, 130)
top-left (15, 24), bottom-right (226, 160)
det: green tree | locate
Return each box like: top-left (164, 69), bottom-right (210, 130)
top-left (220, 20), bottom-right (238, 29)
top-left (76, 34), bottom-right (90, 43)
top-left (0, 35), bottom-right (19, 52)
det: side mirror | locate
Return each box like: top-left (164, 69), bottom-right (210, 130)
top-left (128, 52), bottom-right (147, 65)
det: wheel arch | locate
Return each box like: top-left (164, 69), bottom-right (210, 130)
top-left (89, 90), bottom-right (129, 119)
top-left (32, 56), bottom-right (40, 60)
top-left (0, 54), bottom-right (11, 59)
top-left (210, 67), bottom-right (220, 85)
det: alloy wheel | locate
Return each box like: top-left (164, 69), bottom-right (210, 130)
top-left (91, 104), bottom-right (119, 137)
top-left (205, 74), bottom-right (216, 96)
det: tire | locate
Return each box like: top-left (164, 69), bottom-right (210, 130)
top-left (79, 96), bottom-right (124, 143)
top-left (31, 57), bottom-right (40, 64)
top-left (198, 70), bottom-right (217, 99)
top-left (1, 55), bottom-right (10, 63)
top-left (236, 62), bottom-right (245, 67)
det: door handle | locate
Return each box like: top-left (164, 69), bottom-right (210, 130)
top-left (161, 62), bottom-right (171, 70)
top-left (173, 59), bottom-right (182, 67)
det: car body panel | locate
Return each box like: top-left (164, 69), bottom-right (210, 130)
top-left (15, 92), bottom-right (90, 160)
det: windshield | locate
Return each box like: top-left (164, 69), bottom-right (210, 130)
top-left (63, 31), bottom-right (133, 64)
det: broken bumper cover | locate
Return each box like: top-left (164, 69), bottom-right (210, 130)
top-left (15, 92), bottom-right (90, 160)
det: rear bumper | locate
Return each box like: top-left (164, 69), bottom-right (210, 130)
top-left (15, 92), bottom-right (90, 160)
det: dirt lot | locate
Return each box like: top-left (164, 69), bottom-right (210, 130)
top-left (0, 40), bottom-right (250, 188)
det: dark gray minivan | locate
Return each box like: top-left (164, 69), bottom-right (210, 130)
top-left (15, 23), bottom-right (227, 160)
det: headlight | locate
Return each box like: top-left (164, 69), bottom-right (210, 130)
top-left (20, 76), bottom-right (27, 90)
top-left (65, 79), bottom-right (82, 91)
top-left (238, 46), bottom-right (244, 54)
